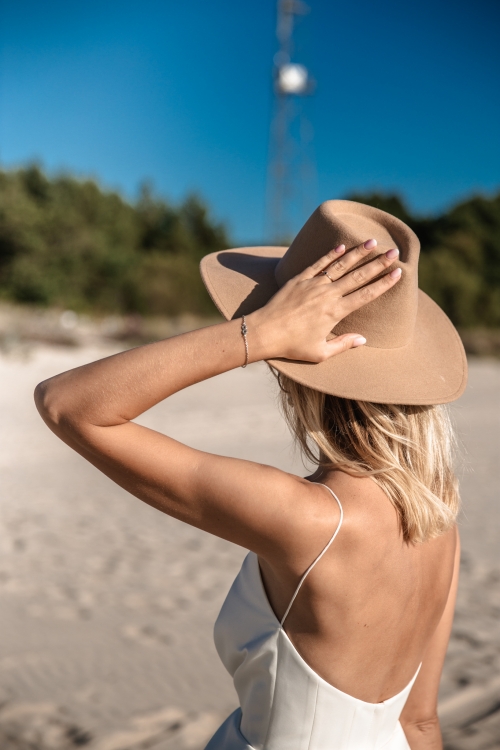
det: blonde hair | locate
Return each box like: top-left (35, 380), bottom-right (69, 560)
top-left (272, 370), bottom-right (459, 543)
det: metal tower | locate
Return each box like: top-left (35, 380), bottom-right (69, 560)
top-left (266, 0), bottom-right (317, 243)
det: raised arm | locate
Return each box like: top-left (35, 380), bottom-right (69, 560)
top-left (34, 241), bottom-right (400, 568)
top-left (400, 527), bottom-right (461, 749)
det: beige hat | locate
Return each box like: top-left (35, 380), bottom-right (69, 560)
top-left (200, 200), bottom-right (467, 405)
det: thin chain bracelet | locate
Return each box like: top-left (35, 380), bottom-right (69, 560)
top-left (240, 315), bottom-right (249, 368)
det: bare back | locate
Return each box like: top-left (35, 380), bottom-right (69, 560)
top-left (259, 471), bottom-right (457, 704)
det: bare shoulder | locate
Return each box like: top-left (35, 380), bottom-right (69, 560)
top-left (323, 471), bottom-right (456, 549)
top-left (257, 473), bottom-right (345, 573)
top-left (324, 471), bottom-right (399, 541)
top-left (320, 471), bottom-right (457, 579)
top-left (267, 470), bottom-right (397, 574)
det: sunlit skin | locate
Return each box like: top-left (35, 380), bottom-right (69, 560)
top-left (35, 239), bottom-right (458, 750)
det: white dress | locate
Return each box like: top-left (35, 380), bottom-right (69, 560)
top-left (205, 484), bottom-right (420, 750)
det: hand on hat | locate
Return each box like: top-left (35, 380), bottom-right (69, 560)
top-left (247, 239), bottom-right (402, 363)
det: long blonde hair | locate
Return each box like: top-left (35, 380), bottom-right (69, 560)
top-left (272, 370), bottom-right (459, 543)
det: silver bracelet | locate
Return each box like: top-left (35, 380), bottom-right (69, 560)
top-left (240, 316), bottom-right (249, 368)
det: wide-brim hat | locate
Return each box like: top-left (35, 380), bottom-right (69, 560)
top-left (200, 200), bottom-right (467, 405)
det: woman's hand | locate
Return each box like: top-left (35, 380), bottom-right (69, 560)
top-left (248, 239), bottom-right (401, 363)
top-left (400, 717), bottom-right (443, 750)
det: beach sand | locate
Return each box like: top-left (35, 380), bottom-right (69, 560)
top-left (0, 345), bottom-right (498, 749)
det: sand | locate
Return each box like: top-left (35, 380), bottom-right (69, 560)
top-left (0, 344), bottom-right (498, 750)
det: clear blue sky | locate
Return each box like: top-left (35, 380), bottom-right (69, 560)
top-left (1, 0), bottom-right (499, 242)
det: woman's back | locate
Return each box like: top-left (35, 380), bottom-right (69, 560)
top-left (210, 475), bottom-right (458, 749)
top-left (258, 472), bottom-right (457, 703)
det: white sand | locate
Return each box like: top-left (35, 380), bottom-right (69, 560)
top-left (0, 345), bottom-right (498, 749)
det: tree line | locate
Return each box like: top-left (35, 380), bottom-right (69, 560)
top-left (0, 166), bottom-right (499, 328)
top-left (0, 166), bottom-right (226, 317)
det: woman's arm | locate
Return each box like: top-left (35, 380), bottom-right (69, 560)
top-left (400, 528), bottom-right (461, 749)
top-left (35, 241), bottom-right (400, 569)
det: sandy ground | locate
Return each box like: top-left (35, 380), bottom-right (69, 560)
top-left (0, 344), bottom-right (498, 750)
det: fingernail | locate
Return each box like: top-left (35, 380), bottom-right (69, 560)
top-left (364, 239), bottom-right (377, 249)
top-left (386, 248), bottom-right (399, 259)
top-left (390, 268), bottom-right (402, 279)
top-left (335, 244), bottom-right (345, 253)
top-left (352, 336), bottom-right (367, 347)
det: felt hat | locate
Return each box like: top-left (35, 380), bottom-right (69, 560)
top-left (200, 200), bottom-right (467, 404)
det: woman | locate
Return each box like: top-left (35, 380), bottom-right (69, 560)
top-left (35, 201), bottom-right (467, 750)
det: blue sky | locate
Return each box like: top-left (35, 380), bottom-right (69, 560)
top-left (1, 0), bottom-right (499, 242)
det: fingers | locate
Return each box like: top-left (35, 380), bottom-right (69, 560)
top-left (320, 333), bottom-right (367, 360)
top-left (340, 267), bottom-right (402, 316)
top-left (299, 238), bottom-right (382, 283)
top-left (315, 239), bottom-right (384, 286)
top-left (334, 246), bottom-right (400, 295)
top-left (299, 244), bottom-right (347, 280)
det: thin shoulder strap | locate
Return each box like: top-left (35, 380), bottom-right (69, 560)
top-left (280, 483), bottom-right (343, 628)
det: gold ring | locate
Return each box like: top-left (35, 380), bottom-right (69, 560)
top-left (322, 270), bottom-right (334, 282)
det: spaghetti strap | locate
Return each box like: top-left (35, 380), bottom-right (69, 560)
top-left (280, 483), bottom-right (343, 627)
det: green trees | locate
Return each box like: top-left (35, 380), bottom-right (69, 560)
top-left (0, 166), bottom-right (228, 316)
top-left (0, 166), bottom-right (499, 328)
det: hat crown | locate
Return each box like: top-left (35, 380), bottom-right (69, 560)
top-left (274, 200), bottom-right (420, 348)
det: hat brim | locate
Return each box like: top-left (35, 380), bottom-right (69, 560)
top-left (200, 246), bottom-right (467, 405)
